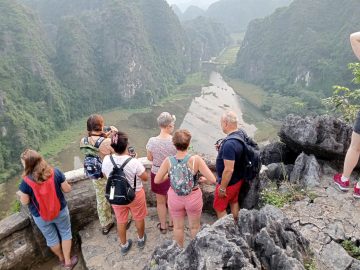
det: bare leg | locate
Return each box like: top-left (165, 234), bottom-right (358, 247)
top-left (187, 215), bottom-right (201, 239)
top-left (61, 239), bottom-right (72, 265)
top-left (117, 223), bottom-right (127, 245)
top-left (343, 132), bottom-right (360, 178)
top-left (172, 217), bottom-right (185, 247)
top-left (134, 219), bottom-right (145, 238)
top-left (156, 194), bottom-right (168, 229)
top-left (50, 243), bottom-right (64, 262)
top-left (230, 202), bottom-right (240, 222)
top-left (215, 209), bottom-right (227, 219)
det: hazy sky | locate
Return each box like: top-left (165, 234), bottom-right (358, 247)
top-left (166, 0), bottom-right (219, 11)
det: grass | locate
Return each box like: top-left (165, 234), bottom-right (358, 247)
top-left (260, 182), bottom-right (310, 208)
top-left (216, 46), bottom-right (240, 65)
top-left (226, 78), bottom-right (266, 108)
top-left (304, 256), bottom-right (317, 270)
top-left (341, 240), bottom-right (360, 260)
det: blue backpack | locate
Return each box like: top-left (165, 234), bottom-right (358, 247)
top-left (168, 154), bottom-right (196, 196)
top-left (80, 136), bottom-right (105, 179)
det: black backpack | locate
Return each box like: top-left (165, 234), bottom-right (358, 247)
top-left (222, 130), bottom-right (261, 181)
top-left (105, 155), bottom-right (136, 205)
top-left (81, 137), bottom-right (105, 180)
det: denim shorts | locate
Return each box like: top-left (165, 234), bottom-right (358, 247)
top-left (32, 206), bottom-right (72, 247)
top-left (354, 111), bottom-right (360, 134)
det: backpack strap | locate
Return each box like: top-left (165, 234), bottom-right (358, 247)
top-left (83, 137), bottom-right (89, 145)
top-left (180, 154), bottom-right (191, 164)
top-left (94, 137), bottom-right (105, 148)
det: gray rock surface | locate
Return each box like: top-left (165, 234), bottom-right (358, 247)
top-left (145, 205), bottom-right (310, 270)
top-left (279, 114), bottom-right (352, 160)
top-left (261, 141), bottom-right (298, 165)
top-left (290, 153), bottom-right (321, 188)
top-left (282, 172), bottom-right (360, 270)
top-left (80, 207), bottom-right (217, 270)
top-left (265, 162), bottom-right (293, 181)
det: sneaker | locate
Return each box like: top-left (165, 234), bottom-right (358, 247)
top-left (354, 183), bottom-right (360, 199)
top-left (137, 233), bottom-right (147, 249)
top-left (120, 239), bottom-right (132, 256)
top-left (333, 173), bottom-right (350, 191)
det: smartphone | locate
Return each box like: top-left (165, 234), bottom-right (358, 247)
top-left (128, 146), bottom-right (136, 157)
top-left (103, 126), bottom-right (111, 132)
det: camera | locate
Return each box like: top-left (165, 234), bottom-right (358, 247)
top-left (103, 126), bottom-right (111, 132)
top-left (215, 138), bottom-right (224, 151)
top-left (128, 146), bottom-right (136, 157)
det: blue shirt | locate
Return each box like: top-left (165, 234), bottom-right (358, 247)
top-left (216, 132), bottom-right (245, 186)
top-left (19, 168), bottom-right (67, 217)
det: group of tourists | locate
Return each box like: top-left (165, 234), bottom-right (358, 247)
top-left (15, 32), bottom-right (360, 268)
top-left (16, 109), bottom-right (248, 266)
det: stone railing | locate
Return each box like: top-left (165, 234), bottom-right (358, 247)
top-left (0, 158), bottom-right (218, 270)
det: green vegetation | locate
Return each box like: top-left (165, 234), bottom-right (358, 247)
top-left (217, 46), bottom-right (240, 65)
top-left (304, 255), bottom-right (317, 270)
top-left (227, 79), bottom-right (266, 107)
top-left (341, 240), bottom-right (360, 260)
top-left (323, 63), bottom-right (360, 123)
top-left (260, 182), bottom-right (314, 208)
top-left (228, 0), bottom-right (360, 120)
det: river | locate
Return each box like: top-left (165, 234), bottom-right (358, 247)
top-left (0, 71), bottom-right (276, 219)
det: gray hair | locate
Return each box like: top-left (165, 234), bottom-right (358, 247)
top-left (157, 112), bottom-right (176, 128)
top-left (222, 111), bottom-right (238, 124)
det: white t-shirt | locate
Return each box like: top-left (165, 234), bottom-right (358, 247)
top-left (102, 154), bottom-right (145, 192)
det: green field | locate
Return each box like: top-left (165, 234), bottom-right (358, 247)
top-left (227, 78), bottom-right (266, 108)
top-left (216, 46), bottom-right (240, 65)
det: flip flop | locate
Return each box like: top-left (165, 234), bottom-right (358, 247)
top-left (102, 222), bottom-right (114, 235)
top-left (167, 222), bottom-right (174, 231)
top-left (157, 223), bottom-right (167, 234)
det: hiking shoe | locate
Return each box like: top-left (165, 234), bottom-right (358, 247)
top-left (64, 255), bottom-right (78, 270)
top-left (137, 233), bottom-right (147, 249)
top-left (333, 173), bottom-right (350, 191)
top-left (121, 239), bottom-right (132, 256)
top-left (354, 183), bottom-right (360, 199)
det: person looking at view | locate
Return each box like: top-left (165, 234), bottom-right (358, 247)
top-left (102, 131), bottom-right (148, 255)
top-left (155, 129), bottom-right (216, 248)
top-left (146, 112), bottom-right (177, 234)
top-left (80, 114), bottom-right (117, 235)
top-left (334, 31), bottom-right (360, 198)
top-left (17, 149), bottom-right (78, 270)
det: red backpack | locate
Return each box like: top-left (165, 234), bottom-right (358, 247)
top-left (23, 169), bottom-right (61, 221)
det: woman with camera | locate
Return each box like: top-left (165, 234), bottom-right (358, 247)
top-left (80, 114), bottom-right (117, 235)
top-left (146, 112), bottom-right (177, 234)
top-left (102, 131), bottom-right (148, 255)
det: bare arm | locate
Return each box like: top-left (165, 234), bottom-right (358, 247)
top-left (154, 158), bottom-right (170, 184)
top-left (197, 157), bottom-right (216, 184)
top-left (61, 180), bottom-right (72, 193)
top-left (17, 191), bottom-right (30, 205)
top-left (139, 171), bottom-right (148, 182)
top-left (218, 159), bottom-right (235, 198)
top-left (350, 32), bottom-right (360, 60)
top-left (147, 150), bottom-right (153, 161)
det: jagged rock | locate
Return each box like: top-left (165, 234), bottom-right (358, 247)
top-left (238, 174), bottom-right (262, 209)
top-left (145, 205), bottom-right (310, 270)
top-left (265, 163), bottom-right (293, 181)
top-left (320, 241), bottom-right (353, 270)
top-left (279, 114), bottom-right (352, 160)
top-left (290, 153), bottom-right (321, 188)
top-left (261, 141), bottom-right (298, 165)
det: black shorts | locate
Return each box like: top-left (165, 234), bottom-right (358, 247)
top-left (354, 111), bottom-right (360, 134)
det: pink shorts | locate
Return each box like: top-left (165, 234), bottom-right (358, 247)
top-left (167, 187), bottom-right (203, 218)
top-left (112, 188), bottom-right (148, 224)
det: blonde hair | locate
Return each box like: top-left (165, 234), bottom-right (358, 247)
top-left (21, 149), bottom-right (52, 183)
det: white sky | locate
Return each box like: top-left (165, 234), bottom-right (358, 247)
top-left (166, 0), bottom-right (219, 11)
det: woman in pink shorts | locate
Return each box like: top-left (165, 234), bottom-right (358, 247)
top-left (155, 129), bottom-right (216, 247)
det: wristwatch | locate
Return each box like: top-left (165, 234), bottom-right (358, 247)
top-left (219, 187), bottom-right (226, 193)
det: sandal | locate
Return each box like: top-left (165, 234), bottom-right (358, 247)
top-left (157, 223), bottom-right (167, 234)
top-left (167, 222), bottom-right (174, 232)
top-left (102, 222), bottom-right (114, 235)
top-left (64, 255), bottom-right (78, 270)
